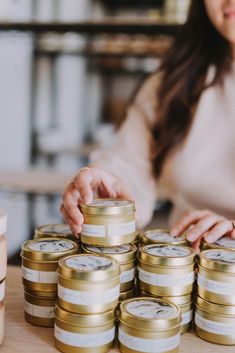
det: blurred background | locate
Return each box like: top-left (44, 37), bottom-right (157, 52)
top-left (0, 0), bottom-right (191, 261)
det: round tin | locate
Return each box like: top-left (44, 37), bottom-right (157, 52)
top-left (118, 297), bottom-right (181, 353)
top-left (54, 304), bottom-right (115, 353)
top-left (0, 302), bottom-right (4, 346)
top-left (195, 296), bottom-right (235, 345)
top-left (82, 243), bottom-right (137, 291)
top-left (138, 244), bottom-right (195, 296)
top-left (21, 238), bottom-right (78, 292)
top-left (24, 290), bottom-right (56, 327)
top-left (80, 199), bottom-right (137, 246)
top-left (119, 288), bottom-right (136, 303)
top-left (198, 249), bottom-right (235, 305)
top-left (58, 254), bottom-right (120, 314)
top-left (34, 223), bottom-right (77, 241)
top-left (201, 236), bottom-right (235, 251)
top-left (141, 229), bottom-right (189, 247)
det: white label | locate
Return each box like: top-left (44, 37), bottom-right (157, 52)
top-left (181, 310), bottom-right (193, 325)
top-left (85, 244), bottom-right (131, 254)
top-left (82, 224), bottom-right (106, 237)
top-left (198, 273), bottom-right (235, 296)
top-left (22, 266), bottom-right (58, 283)
top-left (146, 231), bottom-right (185, 243)
top-left (28, 239), bottom-right (74, 252)
top-left (65, 255), bottom-right (114, 272)
top-left (89, 200), bottom-right (130, 207)
top-left (118, 328), bottom-right (180, 353)
top-left (0, 280), bottom-right (5, 301)
top-left (214, 236), bottom-right (235, 249)
top-left (125, 300), bottom-right (178, 320)
top-left (120, 268), bottom-right (136, 284)
top-left (108, 220), bottom-right (136, 237)
top-left (205, 250), bottom-right (235, 264)
top-left (195, 312), bottom-right (235, 336)
top-left (138, 268), bottom-right (195, 287)
top-left (55, 325), bottom-right (115, 347)
top-left (58, 284), bottom-right (120, 306)
top-left (145, 245), bottom-right (190, 257)
top-left (24, 301), bottom-right (55, 318)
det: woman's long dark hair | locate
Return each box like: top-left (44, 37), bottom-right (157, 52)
top-left (153, 0), bottom-right (232, 176)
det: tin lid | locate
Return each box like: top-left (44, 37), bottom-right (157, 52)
top-left (24, 287), bottom-right (57, 298)
top-left (202, 236), bottom-right (235, 251)
top-left (81, 243), bottom-right (137, 263)
top-left (119, 297), bottom-right (181, 331)
top-left (21, 238), bottom-right (78, 262)
top-left (199, 249), bottom-right (235, 273)
top-left (140, 244), bottom-right (195, 266)
top-left (34, 223), bottom-right (75, 240)
top-left (58, 254), bottom-right (120, 281)
top-left (139, 291), bottom-right (192, 306)
top-left (197, 296), bottom-right (235, 316)
top-left (55, 304), bottom-right (115, 327)
top-left (0, 209), bottom-right (7, 235)
top-left (119, 288), bottom-right (135, 302)
top-left (80, 199), bottom-right (135, 215)
top-left (141, 229), bottom-right (188, 246)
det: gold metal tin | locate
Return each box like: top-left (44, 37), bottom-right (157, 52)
top-left (58, 254), bottom-right (120, 314)
top-left (118, 297), bottom-right (181, 353)
top-left (195, 296), bottom-right (235, 345)
top-left (21, 238), bottom-right (78, 292)
top-left (198, 249), bottom-right (235, 305)
top-left (119, 288), bottom-right (136, 303)
top-left (141, 229), bottom-right (189, 247)
top-left (23, 287), bottom-right (57, 298)
top-left (54, 304), bottom-right (115, 353)
top-left (34, 223), bottom-right (77, 241)
top-left (138, 245), bottom-right (195, 296)
top-left (24, 290), bottom-right (56, 327)
top-left (80, 199), bottom-right (137, 246)
top-left (201, 236), bottom-right (235, 251)
top-left (82, 243), bottom-right (137, 291)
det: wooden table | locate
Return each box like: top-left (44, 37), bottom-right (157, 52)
top-left (2, 266), bottom-right (234, 353)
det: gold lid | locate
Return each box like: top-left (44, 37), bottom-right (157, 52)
top-left (197, 296), bottom-right (235, 316)
top-left (202, 236), bottom-right (235, 251)
top-left (199, 249), bottom-right (235, 273)
top-left (24, 287), bottom-right (57, 298)
top-left (58, 254), bottom-right (120, 281)
top-left (81, 243), bottom-right (137, 263)
top-left (55, 304), bottom-right (115, 326)
top-left (80, 199), bottom-right (135, 215)
top-left (21, 238), bottom-right (78, 262)
top-left (119, 288), bottom-right (135, 302)
top-left (140, 244), bottom-right (195, 266)
top-left (138, 291), bottom-right (192, 306)
top-left (34, 223), bottom-right (75, 240)
top-left (141, 229), bottom-right (188, 246)
top-left (119, 297), bottom-right (181, 331)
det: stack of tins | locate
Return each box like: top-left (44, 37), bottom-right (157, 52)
top-left (196, 249), bottom-right (235, 345)
top-left (138, 243), bottom-right (195, 334)
top-left (34, 223), bottom-right (77, 242)
top-left (118, 297), bottom-right (181, 353)
top-left (21, 238), bottom-right (78, 327)
top-left (0, 210), bottom-right (7, 346)
top-left (55, 254), bottom-right (120, 353)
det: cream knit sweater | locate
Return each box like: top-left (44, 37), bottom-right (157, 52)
top-left (90, 64), bottom-right (235, 227)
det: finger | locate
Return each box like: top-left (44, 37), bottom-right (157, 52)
top-left (205, 220), bottom-right (233, 243)
top-left (191, 234), bottom-right (205, 254)
top-left (60, 204), bottom-right (81, 236)
top-left (231, 229), bottom-right (235, 239)
top-left (62, 183), bottom-right (84, 225)
top-left (186, 214), bottom-right (224, 242)
top-left (73, 169), bottom-right (95, 204)
top-left (170, 210), bottom-right (212, 236)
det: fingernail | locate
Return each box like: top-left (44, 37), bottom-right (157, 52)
top-left (205, 234), bottom-right (215, 243)
top-left (186, 232), bottom-right (197, 242)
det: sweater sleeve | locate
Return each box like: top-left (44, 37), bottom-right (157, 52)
top-left (90, 73), bottom-right (161, 227)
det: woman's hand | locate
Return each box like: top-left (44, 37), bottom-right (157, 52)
top-left (60, 167), bottom-right (133, 236)
top-left (171, 209), bottom-right (235, 250)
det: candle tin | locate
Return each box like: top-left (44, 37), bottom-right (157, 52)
top-left (195, 296), bottom-right (235, 345)
top-left (21, 238), bottom-right (78, 292)
top-left (58, 254), bottom-right (120, 314)
top-left (24, 290), bottom-right (56, 327)
top-left (34, 223), bottom-right (77, 241)
top-left (54, 304), bottom-right (115, 353)
top-left (141, 229), bottom-right (189, 247)
top-left (82, 243), bottom-right (137, 292)
top-left (198, 249), bottom-right (235, 305)
top-left (118, 297), bottom-right (181, 353)
top-left (201, 236), bottom-right (235, 251)
top-left (138, 244), bottom-right (195, 296)
top-left (80, 199), bottom-right (137, 246)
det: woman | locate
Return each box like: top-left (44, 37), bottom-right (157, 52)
top-left (60, 0), bottom-right (235, 249)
